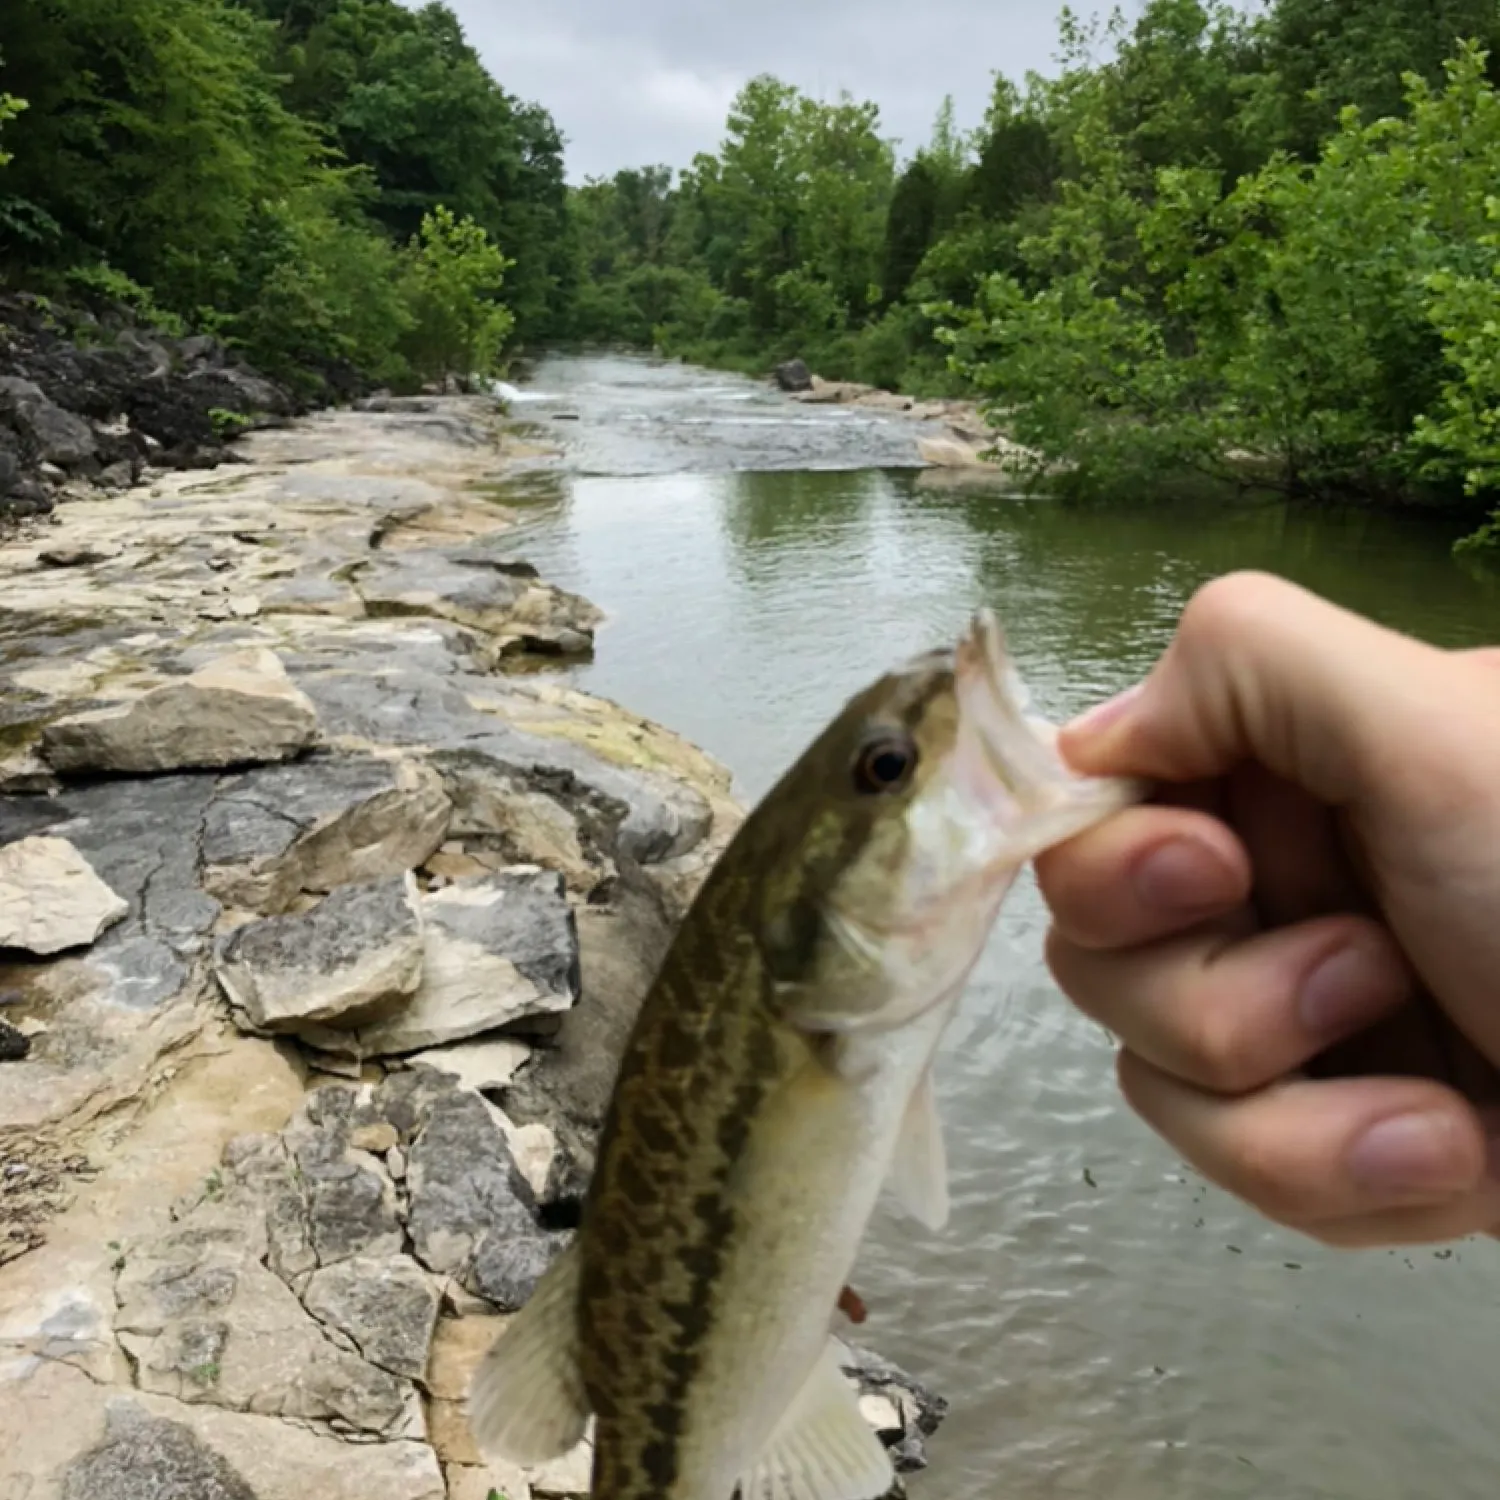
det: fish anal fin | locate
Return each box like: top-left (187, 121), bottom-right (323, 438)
top-left (738, 1340), bottom-right (895, 1500)
top-left (887, 1064), bottom-right (949, 1231)
top-left (466, 1239), bottom-right (591, 1466)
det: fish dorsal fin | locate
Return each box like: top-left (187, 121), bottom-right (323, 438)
top-left (887, 1064), bottom-right (949, 1231)
top-left (466, 1239), bottom-right (591, 1465)
top-left (738, 1340), bottom-right (895, 1500)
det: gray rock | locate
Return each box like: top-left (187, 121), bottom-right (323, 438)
top-left (18, 772), bottom-right (222, 948)
top-left (351, 550), bottom-right (600, 649)
top-left (500, 863), bottom-right (672, 1189)
top-left (402, 1037), bottom-right (531, 1096)
top-left (301, 871), bottom-right (578, 1059)
top-left (302, 1256), bottom-right (440, 1380)
top-left (433, 748), bottom-right (620, 897)
top-left (63, 1408), bottom-right (259, 1500)
top-left (467, 1228), bottom-right (568, 1313)
top-left (403, 1084), bottom-right (535, 1276)
top-left (201, 754), bottom-right (451, 913)
top-left (39, 543), bottom-right (116, 568)
top-left (0, 1016), bottom-right (32, 1060)
top-left (215, 874), bottom-right (424, 1035)
top-left (0, 443), bottom-right (20, 496)
top-left (774, 358), bottom-right (814, 392)
top-left (0, 375), bottom-right (98, 469)
top-left (42, 649), bottom-right (319, 775)
top-left (293, 1128), bottom-right (405, 1269)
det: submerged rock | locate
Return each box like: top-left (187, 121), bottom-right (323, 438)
top-left (214, 873), bottom-right (424, 1035)
top-left (0, 834), bottom-right (129, 955)
top-left (42, 649), bottom-right (319, 775)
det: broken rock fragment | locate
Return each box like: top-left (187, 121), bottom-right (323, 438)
top-left (0, 835), bottom-right (129, 955)
top-left (42, 648), bottom-right (319, 775)
top-left (215, 873), bottom-right (424, 1035)
top-left (201, 754), bottom-right (451, 913)
top-left (298, 871), bottom-right (578, 1059)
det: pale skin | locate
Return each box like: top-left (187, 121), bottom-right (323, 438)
top-left (1035, 571), bottom-right (1500, 1249)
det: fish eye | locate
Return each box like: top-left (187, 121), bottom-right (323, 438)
top-left (852, 732), bottom-right (918, 796)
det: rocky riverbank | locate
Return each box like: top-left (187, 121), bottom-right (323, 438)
top-left (0, 394), bottom-right (945, 1498)
top-left (0, 294), bottom-right (311, 525)
top-left (770, 357), bottom-right (1032, 474)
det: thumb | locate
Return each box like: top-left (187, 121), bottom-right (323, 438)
top-left (1057, 572), bottom-right (1451, 806)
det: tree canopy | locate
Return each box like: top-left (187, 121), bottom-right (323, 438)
top-left (7, 0), bottom-right (1500, 541)
top-left (0, 0), bottom-right (567, 391)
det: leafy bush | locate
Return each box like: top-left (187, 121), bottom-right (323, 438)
top-left (398, 206), bottom-right (515, 384)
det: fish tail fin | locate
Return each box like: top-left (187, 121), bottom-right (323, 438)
top-left (466, 1239), bottom-right (592, 1466)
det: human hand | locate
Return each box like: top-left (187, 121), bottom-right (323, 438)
top-left (1036, 572), bottom-right (1500, 1247)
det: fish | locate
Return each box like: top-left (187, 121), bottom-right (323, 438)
top-left (467, 607), bottom-right (1143, 1500)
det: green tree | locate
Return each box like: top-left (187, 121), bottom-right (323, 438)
top-left (940, 43), bottom-right (1500, 518)
top-left (399, 205), bottom-right (514, 384)
top-left (1256, 0), bottom-right (1500, 157)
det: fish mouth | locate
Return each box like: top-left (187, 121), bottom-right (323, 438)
top-left (951, 606), bottom-right (1057, 800)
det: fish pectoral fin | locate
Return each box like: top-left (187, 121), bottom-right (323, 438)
top-left (466, 1239), bottom-right (591, 1465)
top-left (887, 1063), bottom-right (950, 1231)
top-left (738, 1340), bottom-right (895, 1500)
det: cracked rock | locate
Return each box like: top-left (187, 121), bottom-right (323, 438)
top-left (302, 1256), bottom-right (440, 1381)
top-left (215, 874), bottom-right (424, 1035)
top-left (201, 754), bottom-right (451, 914)
top-left (42, 649), bottom-right (319, 775)
top-left (115, 1218), bottom-right (417, 1437)
top-left (402, 1084), bottom-right (536, 1278)
top-left (298, 871), bottom-right (578, 1059)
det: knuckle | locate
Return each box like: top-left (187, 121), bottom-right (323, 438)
top-left (1175, 991), bottom-right (1263, 1095)
top-left (1179, 571), bottom-right (1289, 649)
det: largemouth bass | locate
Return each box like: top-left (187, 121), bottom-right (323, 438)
top-left (468, 609), bottom-right (1142, 1500)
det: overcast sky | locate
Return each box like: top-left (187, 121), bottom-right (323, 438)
top-left (434, 1), bottom-right (1080, 181)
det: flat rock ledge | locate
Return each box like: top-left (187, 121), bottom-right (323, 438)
top-left (0, 395), bottom-right (945, 1499)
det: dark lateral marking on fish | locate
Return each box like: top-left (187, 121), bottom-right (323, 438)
top-left (614, 1151), bottom-right (654, 1208)
top-left (640, 1432), bottom-right (678, 1492)
top-left (633, 1109), bottom-right (679, 1157)
top-left (655, 1016), bottom-right (703, 1071)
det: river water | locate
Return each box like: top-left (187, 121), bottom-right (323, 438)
top-left (501, 354), bottom-right (1500, 1500)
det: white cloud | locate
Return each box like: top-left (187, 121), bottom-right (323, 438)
top-left (424, 0), bottom-right (1075, 180)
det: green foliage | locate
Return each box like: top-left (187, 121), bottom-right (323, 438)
top-left (0, 91), bottom-right (23, 168)
top-left (0, 0), bottom-right (564, 391)
top-left (398, 206), bottom-right (514, 384)
top-left (63, 261), bottom-right (185, 335)
top-left (943, 44), bottom-right (1500, 514)
top-left (569, 77), bottom-right (896, 377)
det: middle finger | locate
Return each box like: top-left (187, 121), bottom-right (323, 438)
top-left (1048, 914), bottom-right (1414, 1095)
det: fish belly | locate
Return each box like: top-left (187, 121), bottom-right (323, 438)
top-left (634, 1000), bottom-right (957, 1500)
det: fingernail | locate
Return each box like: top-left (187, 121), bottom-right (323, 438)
top-left (1348, 1113), bottom-right (1473, 1196)
top-left (1298, 942), bottom-right (1405, 1037)
top-left (1132, 837), bottom-right (1241, 914)
top-left (1066, 682), bottom-right (1144, 739)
